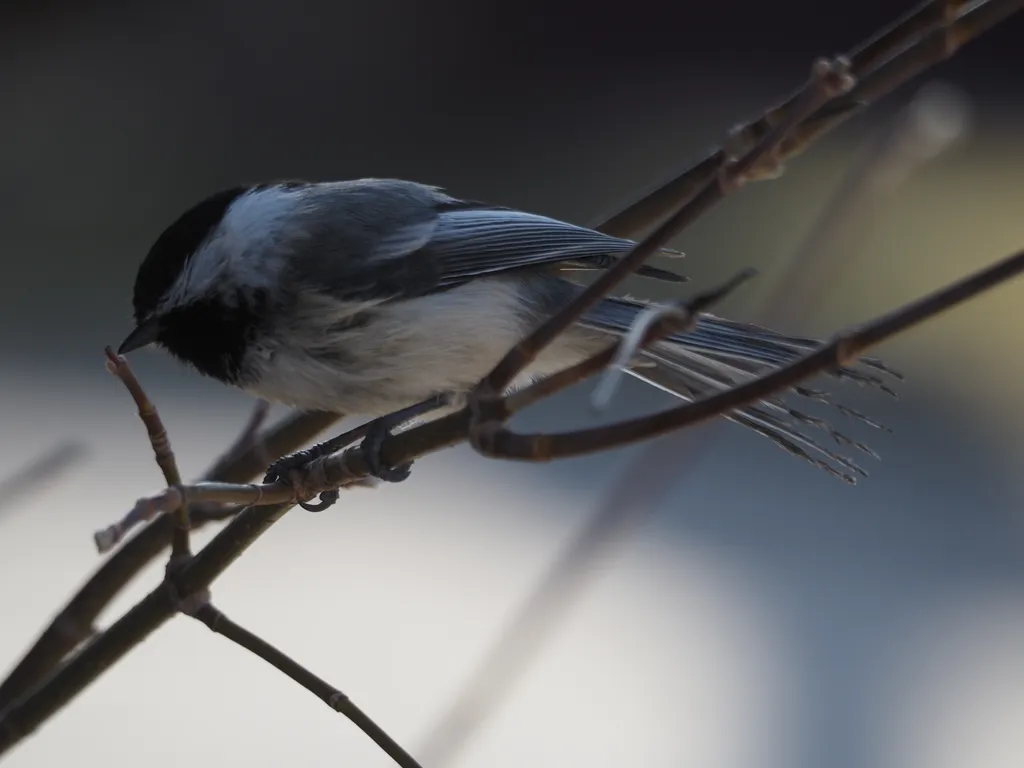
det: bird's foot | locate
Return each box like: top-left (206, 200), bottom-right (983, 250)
top-left (360, 418), bottom-right (413, 483)
top-left (264, 444), bottom-right (341, 512)
top-left (264, 394), bottom-right (450, 511)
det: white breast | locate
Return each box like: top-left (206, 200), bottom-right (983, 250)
top-left (242, 276), bottom-right (603, 416)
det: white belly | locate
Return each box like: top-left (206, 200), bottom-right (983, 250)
top-left (243, 277), bottom-right (603, 416)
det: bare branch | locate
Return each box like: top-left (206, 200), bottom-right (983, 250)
top-left (0, 493), bottom-right (294, 757)
top-left (0, 408), bottom-right (341, 710)
top-left (104, 347), bottom-right (190, 559)
top-left (94, 483), bottom-right (278, 554)
top-left (473, 248), bottom-right (1024, 461)
top-left (589, 269), bottom-right (758, 411)
top-left (476, 58), bottom-right (854, 400)
top-left (496, 269), bottom-right (758, 417)
top-left (760, 81), bottom-right (970, 330)
top-left (594, 0), bottom-right (996, 236)
top-left (190, 604), bottom-right (424, 768)
top-left (482, 0), bottom-right (1022, 399)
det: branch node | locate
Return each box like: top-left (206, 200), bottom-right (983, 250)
top-left (468, 384), bottom-right (513, 453)
top-left (812, 55), bottom-right (856, 98)
top-left (327, 691), bottom-right (350, 710)
top-left (164, 557), bottom-right (211, 618)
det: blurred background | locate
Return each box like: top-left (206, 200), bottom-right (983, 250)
top-left (1, 1), bottom-right (1023, 766)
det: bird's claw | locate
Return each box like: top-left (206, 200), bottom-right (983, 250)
top-left (361, 421), bottom-right (413, 483)
top-left (263, 418), bottom-right (413, 512)
top-left (263, 448), bottom-right (338, 512)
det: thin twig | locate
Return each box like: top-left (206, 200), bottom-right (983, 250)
top-left (0, 408), bottom-right (341, 710)
top-left (476, 58), bottom-right (854, 399)
top-left (190, 604), bottom-right (424, 768)
top-left (104, 347), bottom-right (190, 559)
top-left (761, 80), bottom-right (970, 328)
top-left (0, 494), bottom-right (298, 756)
top-left (595, 0), bottom-right (995, 236)
top-left (500, 269), bottom-right (757, 415)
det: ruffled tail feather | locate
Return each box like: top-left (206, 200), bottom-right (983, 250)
top-left (581, 297), bottom-right (901, 483)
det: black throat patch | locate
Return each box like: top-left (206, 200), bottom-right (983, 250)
top-left (156, 288), bottom-right (271, 385)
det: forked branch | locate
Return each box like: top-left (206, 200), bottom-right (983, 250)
top-left (475, 57), bottom-right (855, 398)
top-left (470, 248), bottom-right (1024, 460)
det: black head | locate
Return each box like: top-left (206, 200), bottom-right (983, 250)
top-left (129, 186), bottom-right (249, 324)
top-left (119, 185), bottom-right (263, 384)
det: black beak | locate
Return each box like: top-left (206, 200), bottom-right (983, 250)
top-left (118, 319), bottom-right (160, 355)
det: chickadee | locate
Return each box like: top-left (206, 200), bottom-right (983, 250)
top-left (119, 178), bottom-right (896, 506)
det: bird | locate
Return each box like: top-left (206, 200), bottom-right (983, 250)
top-left (118, 178), bottom-right (898, 508)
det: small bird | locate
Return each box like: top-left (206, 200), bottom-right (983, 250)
top-left (119, 178), bottom-right (897, 507)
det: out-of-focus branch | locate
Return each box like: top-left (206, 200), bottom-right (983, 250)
top-left (190, 604), bottom-right (424, 768)
top-left (0, 497), bottom-right (298, 757)
top-left (598, 0), bottom-right (1013, 237)
top-left (761, 80), bottom-right (970, 328)
top-left (0, 407), bottom-right (341, 710)
top-left (204, 400), bottom-right (272, 481)
top-left (0, 442), bottom-right (87, 520)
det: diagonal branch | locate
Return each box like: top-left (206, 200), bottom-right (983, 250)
top-left (476, 57), bottom-right (855, 397)
top-left (472, 248), bottom-right (1024, 461)
top-left (189, 603), bottom-right (424, 768)
top-left (0, 408), bottom-right (341, 710)
top-left (0, 493), bottom-right (296, 757)
top-left (0, 442), bottom-right (87, 520)
top-left (480, 0), bottom-right (1023, 399)
top-left (596, 0), bottom-right (1012, 236)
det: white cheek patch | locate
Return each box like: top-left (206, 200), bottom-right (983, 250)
top-left (159, 187), bottom-right (307, 311)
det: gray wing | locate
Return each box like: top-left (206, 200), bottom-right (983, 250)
top-left (290, 179), bottom-right (683, 301)
top-left (419, 207), bottom-right (681, 290)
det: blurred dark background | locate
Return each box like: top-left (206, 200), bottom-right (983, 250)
top-left (1, 2), bottom-right (1023, 767)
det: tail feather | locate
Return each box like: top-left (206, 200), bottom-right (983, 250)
top-left (628, 366), bottom-right (866, 484)
top-left (580, 296), bottom-right (900, 483)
